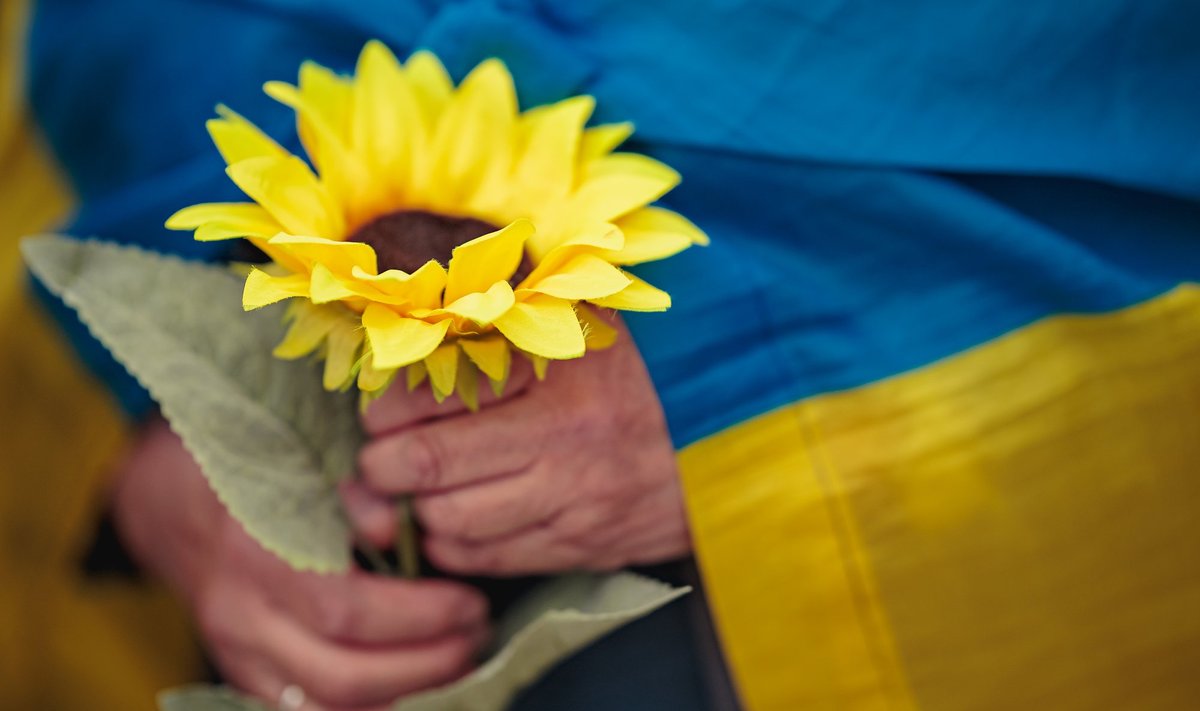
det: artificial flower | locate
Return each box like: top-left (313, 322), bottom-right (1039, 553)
top-left (168, 41), bottom-right (706, 406)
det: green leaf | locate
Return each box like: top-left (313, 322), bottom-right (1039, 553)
top-left (158, 573), bottom-right (689, 711)
top-left (22, 235), bottom-right (362, 573)
top-left (396, 573), bottom-right (690, 711)
top-left (159, 688), bottom-right (266, 711)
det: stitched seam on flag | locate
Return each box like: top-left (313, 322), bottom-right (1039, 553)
top-left (749, 236), bottom-right (916, 708)
top-left (682, 252), bottom-right (919, 708)
top-left (796, 401), bottom-right (919, 711)
top-left (740, 258), bottom-right (908, 709)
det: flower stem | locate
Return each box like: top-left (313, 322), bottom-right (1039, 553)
top-left (395, 495), bottom-right (420, 579)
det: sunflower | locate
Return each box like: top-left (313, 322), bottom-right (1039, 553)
top-left (167, 41), bottom-right (707, 407)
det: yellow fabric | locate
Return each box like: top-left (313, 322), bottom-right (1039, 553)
top-left (0, 2), bottom-right (201, 708)
top-left (680, 285), bottom-right (1200, 710)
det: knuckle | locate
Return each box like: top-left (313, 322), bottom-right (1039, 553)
top-left (415, 495), bottom-right (469, 537)
top-left (310, 595), bottom-right (361, 641)
top-left (550, 506), bottom-right (607, 546)
top-left (406, 429), bottom-right (448, 490)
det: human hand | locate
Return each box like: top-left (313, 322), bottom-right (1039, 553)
top-left (352, 314), bottom-right (691, 576)
top-left (112, 417), bottom-right (490, 711)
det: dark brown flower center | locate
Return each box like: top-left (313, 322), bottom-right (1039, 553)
top-left (351, 210), bottom-right (532, 284)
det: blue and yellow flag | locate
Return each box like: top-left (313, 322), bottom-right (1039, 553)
top-left (8, 0), bottom-right (1200, 709)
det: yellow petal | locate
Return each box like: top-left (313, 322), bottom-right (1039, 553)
top-left (455, 357), bottom-right (480, 411)
top-left (601, 206), bottom-right (709, 265)
top-left (489, 371), bottom-right (509, 397)
top-left (526, 352), bottom-right (550, 380)
top-left (597, 230), bottom-right (691, 266)
top-left (206, 104), bottom-right (288, 165)
top-left (570, 153), bottom-right (680, 225)
top-left (290, 61), bottom-right (352, 162)
top-left (515, 95), bottom-right (594, 201)
top-left (578, 122), bottom-right (633, 163)
top-left (424, 343), bottom-right (459, 402)
top-left (323, 319), bottom-right (364, 390)
top-left (308, 263), bottom-right (360, 304)
top-left (273, 302), bottom-right (342, 359)
top-left (358, 386), bottom-right (385, 411)
top-left (268, 234), bottom-right (377, 275)
top-left (589, 274), bottom-right (671, 312)
top-left (166, 203), bottom-right (305, 272)
top-left (577, 303), bottom-right (619, 350)
top-left (428, 59), bottom-right (516, 208)
top-left (265, 78), bottom-right (374, 223)
top-left (195, 221), bottom-right (279, 242)
top-left (351, 41), bottom-right (420, 186)
top-left (351, 261), bottom-right (447, 310)
top-left (443, 280), bottom-right (516, 326)
top-left (405, 50), bottom-right (453, 131)
top-left (406, 361), bottom-right (428, 391)
top-left (525, 222), bottom-right (624, 277)
top-left (445, 219), bottom-right (532, 304)
top-left (357, 351), bottom-right (396, 393)
top-left (493, 295), bottom-right (584, 359)
top-left (243, 269), bottom-right (310, 310)
top-left (226, 156), bottom-right (344, 237)
top-left (520, 253), bottom-right (630, 301)
top-left (460, 336), bottom-right (511, 383)
top-left (166, 202), bottom-right (279, 239)
top-left (362, 304), bottom-right (451, 369)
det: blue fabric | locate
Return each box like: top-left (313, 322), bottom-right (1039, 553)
top-left (24, 0), bottom-right (1200, 707)
top-left (28, 0), bottom-right (1200, 441)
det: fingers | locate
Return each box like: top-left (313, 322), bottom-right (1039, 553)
top-left (425, 524), bottom-right (688, 577)
top-left (259, 604), bottom-right (483, 708)
top-left (274, 571), bottom-right (489, 646)
top-left (358, 394), bottom-right (548, 495)
top-left (425, 525), bottom-right (589, 576)
top-left (205, 579), bottom-right (482, 710)
top-left (423, 483), bottom-right (691, 576)
top-left (412, 468), bottom-right (563, 542)
top-left (219, 517), bottom-right (488, 646)
top-left (350, 310), bottom-right (690, 580)
top-left (360, 358), bottom-right (534, 437)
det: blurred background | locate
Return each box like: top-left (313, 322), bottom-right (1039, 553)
top-left (0, 4), bottom-right (201, 711)
top-left (1, 2), bottom-right (201, 709)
